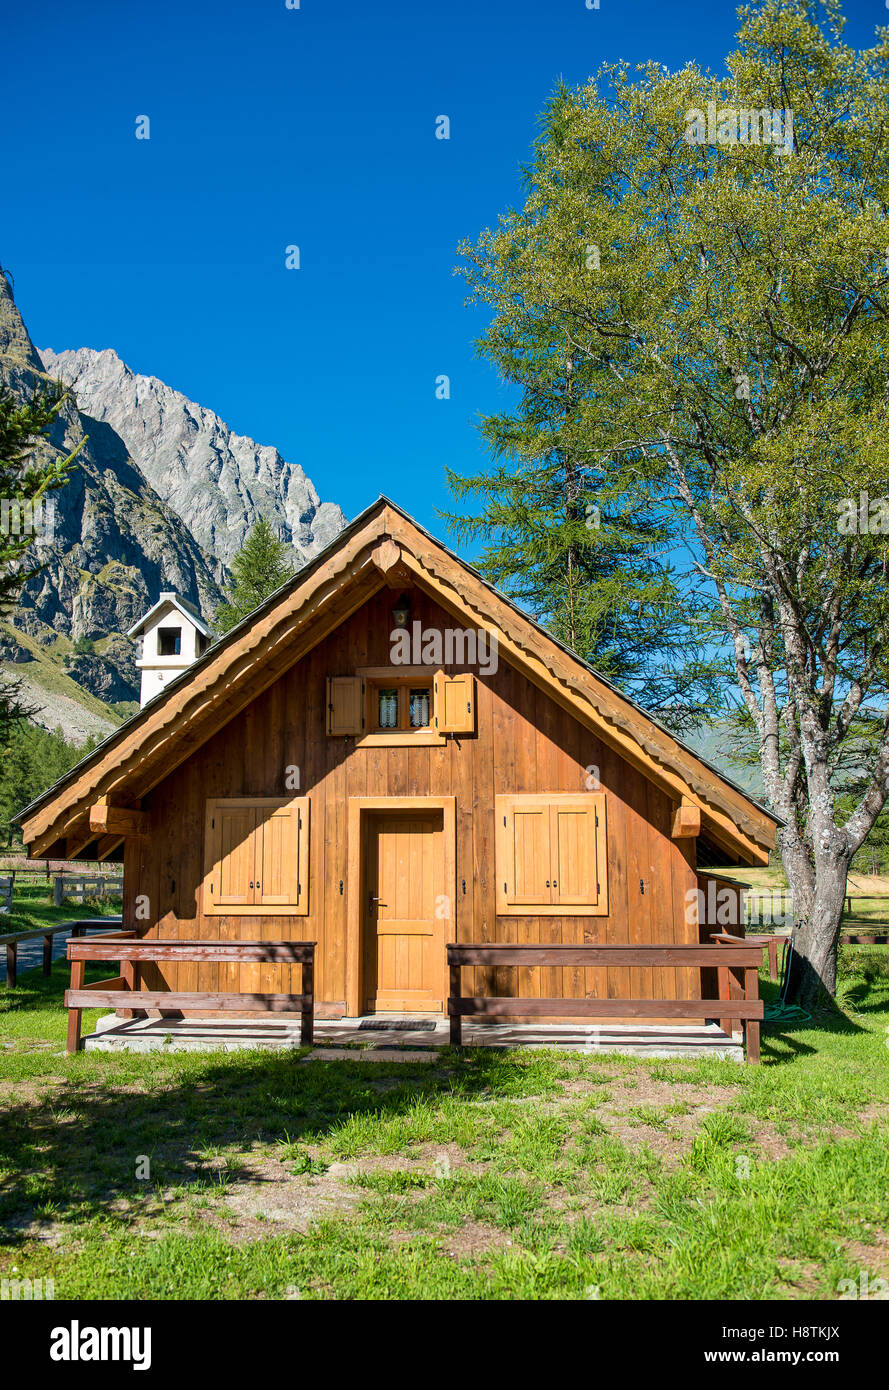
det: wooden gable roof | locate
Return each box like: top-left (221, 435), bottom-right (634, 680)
top-left (18, 497), bottom-right (779, 864)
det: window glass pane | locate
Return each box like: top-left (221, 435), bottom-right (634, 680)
top-left (377, 688), bottom-right (399, 728)
top-left (409, 688), bottom-right (431, 727)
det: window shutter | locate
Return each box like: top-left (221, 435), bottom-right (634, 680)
top-left (205, 800), bottom-right (255, 907)
top-left (254, 798), bottom-right (309, 912)
top-left (433, 672), bottom-right (475, 733)
top-left (549, 798), bottom-right (603, 907)
top-left (327, 676), bottom-right (363, 735)
top-left (497, 796), bottom-right (552, 908)
top-left (494, 793), bottom-right (608, 916)
top-left (203, 797), bottom-right (310, 915)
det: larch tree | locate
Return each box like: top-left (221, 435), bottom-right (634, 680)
top-left (455, 0), bottom-right (889, 1007)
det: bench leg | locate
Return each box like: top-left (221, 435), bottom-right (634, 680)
top-left (744, 965), bottom-right (761, 1064)
top-left (66, 959), bottom-right (84, 1053)
top-left (745, 1019), bottom-right (760, 1065)
top-left (119, 959), bottom-right (139, 1019)
top-left (449, 963), bottom-right (462, 1046)
top-left (300, 960), bottom-right (314, 1046)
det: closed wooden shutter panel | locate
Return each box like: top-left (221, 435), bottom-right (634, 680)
top-left (327, 676), bottom-right (363, 735)
top-left (550, 799), bottom-right (601, 907)
top-left (434, 672), bottom-right (475, 733)
top-left (255, 801), bottom-right (307, 910)
top-left (205, 800), bottom-right (255, 907)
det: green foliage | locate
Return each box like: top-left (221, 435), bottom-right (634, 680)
top-left (0, 375), bottom-right (82, 739)
top-left (455, 0), bottom-right (889, 1000)
top-left (0, 721), bottom-right (95, 842)
top-left (214, 518), bottom-right (296, 635)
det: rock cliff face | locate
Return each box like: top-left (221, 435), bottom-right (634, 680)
top-left (0, 268), bottom-right (345, 732)
top-left (41, 347), bottom-right (345, 567)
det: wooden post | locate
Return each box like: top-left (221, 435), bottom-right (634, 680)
top-left (119, 957), bottom-right (139, 1019)
top-left (43, 933), bottom-right (53, 976)
top-left (66, 958), bottom-right (84, 1053)
top-left (449, 960), bottom-right (462, 1047)
top-left (53, 875), bottom-right (64, 908)
top-left (744, 965), bottom-right (761, 1065)
top-left (300, 955), bottom-right (314, 1046)
top-left (6, 940), bottom-right (17, 989)
top-left (717, 964), bottom-right (731, 1038)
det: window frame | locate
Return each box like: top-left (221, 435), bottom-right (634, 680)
top-left (355, 667), bottom-right (446, 747)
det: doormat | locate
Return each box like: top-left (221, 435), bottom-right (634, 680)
top-left (359, 1019), bottom-right (437, 1031)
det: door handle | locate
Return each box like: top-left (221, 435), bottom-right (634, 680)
top-left (369, 894), bottom-right (386, 908)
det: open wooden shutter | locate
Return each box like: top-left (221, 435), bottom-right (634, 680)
top-left (205, 800), bottom-right (256, 908)
top-left (497, 796), bottom-right (552, 908)
top-left (434, 672), bottom-right (475, 733)
top-left (254, 798), bottom-right (309, 913)
top-left (327, 676), bottom-right (363, 735)
top-left (550, 797), bottom-right (604, 908)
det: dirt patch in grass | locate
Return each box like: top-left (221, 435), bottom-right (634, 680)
top-left (775, 1257), bottom-right (823, 1297)
top-left (841, 1230), bottom-right (889, 1284)
top-left (593, 1078), bottom-right (744, 1164)
top-left (437, 1217), bottom-right (514, 1259)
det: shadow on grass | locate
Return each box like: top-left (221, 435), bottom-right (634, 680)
top-left (0, 1010), bottom-right (557, 1242)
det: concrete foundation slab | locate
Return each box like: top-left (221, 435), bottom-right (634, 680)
top-left (83, 1011), bottom-right (744, 1060)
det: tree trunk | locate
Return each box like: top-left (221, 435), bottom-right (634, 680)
top-left (785, 851), bottom-right (849, 1009)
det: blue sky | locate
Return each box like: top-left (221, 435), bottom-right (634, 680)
top-left (2, 0), bottom-right (881, 542)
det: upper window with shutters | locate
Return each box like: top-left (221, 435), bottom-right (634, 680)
top-left (495, 793), bottom-right (608, 917)
top-left (202, 797), bottom-right (309, 916)
top-left (326, 668), bottom-right (475, 746)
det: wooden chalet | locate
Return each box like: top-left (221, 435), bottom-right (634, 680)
top-left (18, 498), bottom-right (779, 1056)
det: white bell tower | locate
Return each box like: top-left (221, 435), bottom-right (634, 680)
top-left (128, 592), bottom-right (213, 708)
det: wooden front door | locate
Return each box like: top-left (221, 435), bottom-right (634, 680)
top-left (363, 811), bottom-right (445, 1012)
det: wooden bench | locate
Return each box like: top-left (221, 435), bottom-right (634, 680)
top-left (65, 938), bottom-right (316, 1052)
top-left (0, 916), bottom-right (124, 988)
top-left (447, 942), bottom-right (764, 1062)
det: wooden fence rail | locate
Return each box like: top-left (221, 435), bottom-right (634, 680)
top-left (0, 917), bottom-right (123, 989)
top-left (65, 938), bottom-right (316, 1053)
top-left (446, 942), bottom-right (764, 1063)
top-left (53, 875), bottom-right (123, 907)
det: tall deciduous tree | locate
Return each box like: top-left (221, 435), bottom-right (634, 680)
top-left (214, 517), bottom-right (296, 634)
top-left (457, 0), bottom-right (889, 1006)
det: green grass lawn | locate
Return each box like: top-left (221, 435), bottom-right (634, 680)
top-left (1, 897), bottom-right (123, 939)
top-left (1, 948), bottom-right (888, 1301)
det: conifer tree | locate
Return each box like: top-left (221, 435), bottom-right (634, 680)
top-left (214, 518), bottom-right (296, 634)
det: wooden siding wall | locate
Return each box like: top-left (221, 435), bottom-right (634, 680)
top-left (126, 588), bottom-right (700, 1009)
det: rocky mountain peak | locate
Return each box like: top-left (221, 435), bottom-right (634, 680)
top-left (40, 346), bottom-right (346, 567)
